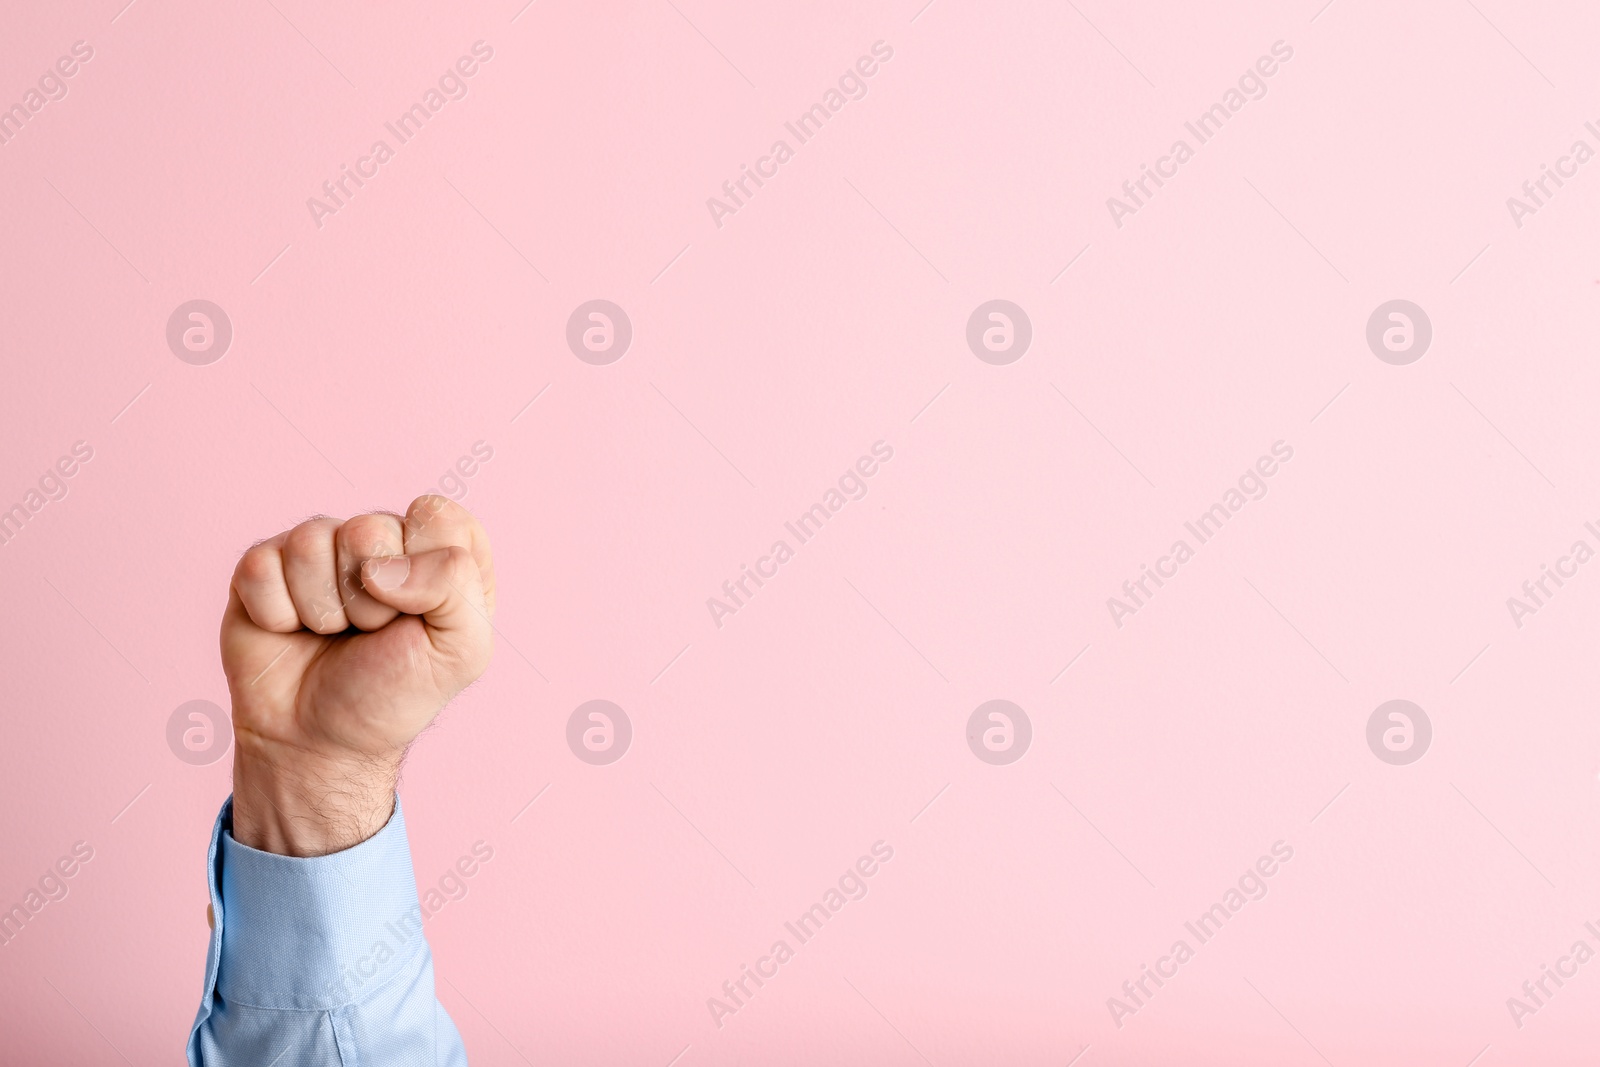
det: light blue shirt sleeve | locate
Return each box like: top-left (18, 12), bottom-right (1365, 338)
top-left (187, 796), bottom-right (468, 1066)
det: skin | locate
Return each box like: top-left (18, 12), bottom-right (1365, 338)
top-left (221, 495), bottom-right (496, 856)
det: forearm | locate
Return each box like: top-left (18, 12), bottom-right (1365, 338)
top-left (229, 733), bottom-right (401, 858)
top-left (195, 497), bottom-right (492, 1064)
top-left (187, 796), bottom-right (467, 1067)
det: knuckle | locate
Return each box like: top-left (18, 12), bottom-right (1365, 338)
top-left (337, 514), bottom-right (401, 559)
top-left (283, 519), bottom-right (335, 561)
top-left (303, 596), bottom-right (346, 632)
top-left (411, 493), bottom-right (455, 515)
top-left (235, 546), bottom-right (280, 587)
top-left (404, 496), bottom-right (480, 547)
top-left (405, 494), bottom-right (455, 530)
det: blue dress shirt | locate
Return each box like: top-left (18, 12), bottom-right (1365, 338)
top-left (187, 796), bottom-right (468, 1065)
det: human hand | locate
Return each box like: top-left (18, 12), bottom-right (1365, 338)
top-left (220, 496), bottom-right (495, 856)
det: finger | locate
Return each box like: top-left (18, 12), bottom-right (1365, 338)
top-left (360, 546), bottom-right (491, 675)
top-left (335, 512), bottom-right (405, 631)
top-left (220, 587), bottom-right (319, 695)
top-left (282, 516), bottom-right (347, 634)
top-left (231, 533), bottom-right (300, 633)
top-left (402, 495), bottom-right (496, 616)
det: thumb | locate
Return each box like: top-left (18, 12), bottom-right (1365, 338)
top-left (359, 546), bottom-right (491, 666)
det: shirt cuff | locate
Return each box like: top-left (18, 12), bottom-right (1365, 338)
top-left (211, 794), bottom-right (429, 1012)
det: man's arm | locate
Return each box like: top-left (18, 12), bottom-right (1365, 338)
top-left (188, 796), bottom-right (467, 1066)
top-left (188, 497), bottom-right (495, 1066)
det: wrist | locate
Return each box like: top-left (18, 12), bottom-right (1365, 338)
top-left (230, 733), bottom-right (403, 857)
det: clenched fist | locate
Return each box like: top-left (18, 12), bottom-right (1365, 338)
top-left (221, 496), bottom-right (495, 856)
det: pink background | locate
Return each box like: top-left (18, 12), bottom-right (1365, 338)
top-left (4, 0), bottom-right (1600, 1063)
